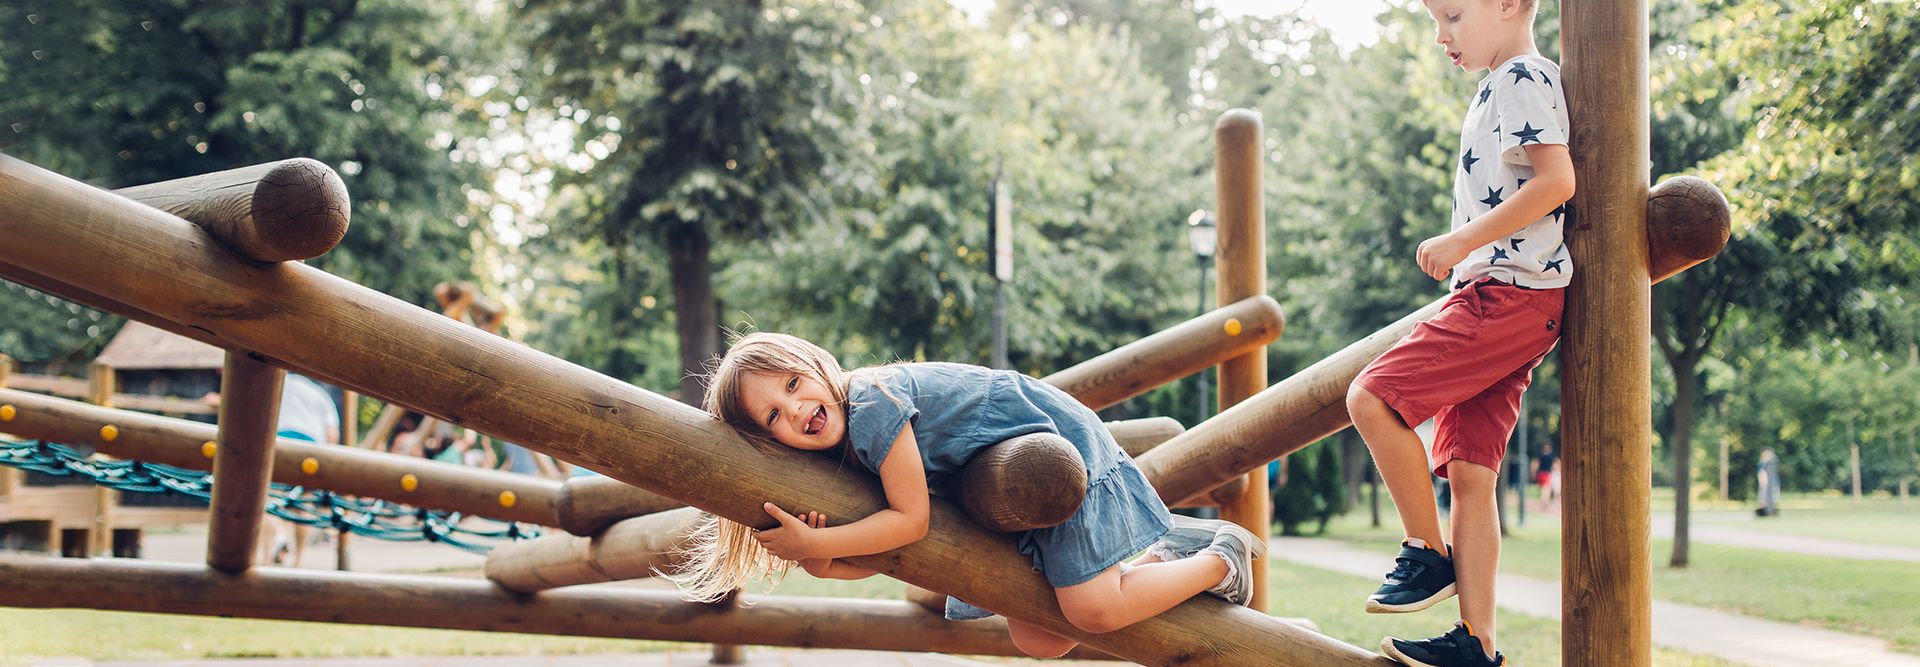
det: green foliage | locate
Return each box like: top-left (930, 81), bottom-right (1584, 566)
top-left (1271, 437), bottom-right (1346, 536)
top-left (0, 0), bottom-right (493, 360)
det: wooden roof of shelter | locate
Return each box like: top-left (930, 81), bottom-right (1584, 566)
top-left (94, 321), bottom-right (225, 370)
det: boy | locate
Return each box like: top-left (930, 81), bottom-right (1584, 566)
top-left (1345, 0), bottom-right (1573, 665)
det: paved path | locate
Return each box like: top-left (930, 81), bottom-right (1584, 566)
top-left (1271, 535), bottom-right (1920, 667)
top-left (1650, 515), bottom-right (1920, 563)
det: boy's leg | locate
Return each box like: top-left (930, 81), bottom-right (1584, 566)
top-left (1348, 385), bottom-right (1447, 551)
top-left (1446, 459), bottom-right (1501, 656)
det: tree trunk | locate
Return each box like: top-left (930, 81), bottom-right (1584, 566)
top-left (668, 227), bottom-right (718, 407)
top-left (1669, 362), bottom-right (1698, 568)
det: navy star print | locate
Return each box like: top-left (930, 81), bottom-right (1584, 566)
top-left (1462, 148), bottom-right (1480, 175)
top-left (1508, 62), bottom-right (1535, 84)
top-left (1490, 246), bottom-right (1510, 265)
top-left (1510, 237), bottom-right (1525, 251)
top-left (1543, 257), bottom-right (1565, 273)
top-left (1480, 186), bottom-right (1505, 208)
top-left (1477, 86), bottom-right (1492, 107)
top-left (1550, 204), bottom-right (1567, 223)
top-left (1512, 122), bottom-right (1546, 145)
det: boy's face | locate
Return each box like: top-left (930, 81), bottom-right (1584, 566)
top-left (737, 371), bottom-right (845, 451)
top-left (1424, 0), bottom-right (1523, 73)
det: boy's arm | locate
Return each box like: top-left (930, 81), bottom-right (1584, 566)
top-left (1417, 143), bottom-right (1577, 280)
top-left (754, 423), bottom-right (931, 561)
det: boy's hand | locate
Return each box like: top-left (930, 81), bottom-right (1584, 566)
top-left (1416, 232), bottom-right (1472, 282)
top-left (754, 502), bottom-right (828, 561)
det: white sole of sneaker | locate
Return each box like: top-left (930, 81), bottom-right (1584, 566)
top-left (1364, 583), bottom-right (1458, 614)
top-left (1379, 638), bottom-right (1443, 667)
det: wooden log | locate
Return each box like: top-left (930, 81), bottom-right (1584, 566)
top-left (355, 403), bottom-right (407, 450)
top-left (0, 153), bottom-right (1376, 666)
top-left (0, 354), bottom-right (12, 498)
top-left (1213, 108), bottom-right (1273, 612)
top-left (206, 351), bottom-right (285, 573)
top-left (114, 158), bottom-right (349, 263)
top-left (86, 362), bottom-right (115, 557)
top-left (1134, 190), bottom-right (1728, 507)
top-left (485, 506), bottom-right (703, 592)
top-left (1042, 294), bottom-right (1283, 412)
top-left (0, 388), bottom-right (560, 526)
top-left (555, 474), bottom-right (684, 537)
top-left (0, 554), bottom-right (1089, 659)
top-left (1107, 417), bottom-right (1184, 458)
top-left (956, 433), bottom-right (1085, 533)
top-left (1647, 176), bottom-right (1731, 282)
top-left (1562, 2), bottom-right (1653, 664)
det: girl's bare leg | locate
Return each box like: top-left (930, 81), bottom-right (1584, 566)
top-left (1055, 557), bottom-right (1227, 634)
top-left (1006, 618), bottom-right (1079, 658)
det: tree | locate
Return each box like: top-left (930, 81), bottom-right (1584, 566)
top-left (516, 0), bottom-right (860, 402)
top-left (1657, 0), bottom-right (1920, 566)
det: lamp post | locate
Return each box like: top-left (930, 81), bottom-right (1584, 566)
top-left (1186, 209), bottom-right (1217, 427)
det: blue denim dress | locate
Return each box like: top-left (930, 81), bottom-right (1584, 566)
top-left (845, 362), bottom-right (1172, 620)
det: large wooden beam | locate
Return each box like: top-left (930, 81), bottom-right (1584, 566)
top-left (0, 154), bottom-right (1377, 666)
top-left (1042, 294), bottom-right (1284, 411)
top-left (0, 388), bottom-right (560, 526)
top-left (0, 554), bottom-right (1048, 658)
top-left (114, 158), bottom-right (350, 263)
top-left (1212, 108), bottom-right (1273, 611)
top-left (1562, 2), bottom-right (1653, 664)
top-left (206, 351), bottom-right (285, 573)
top-left (1134, 183), bottom-right (1728, 506)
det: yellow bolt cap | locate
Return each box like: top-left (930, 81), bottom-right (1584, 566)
top-left (301, 457), bottom-right (320, 475)
top-left (201, 441), bottom-right (217, 459)
top-left (0, 404), bottom-right (14, 422)
top-left (1224, 318), bottom-right (1243, 336)
top-left (401, 474), bottom-right (419, 492)
top-left (498, 490), bottom-right (517, 509)
top-left (100, 425), bottom-right (119, 441)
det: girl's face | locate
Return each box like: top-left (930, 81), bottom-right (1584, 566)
top-left (736, 371), bottom-right (845, 451)
top-left (1426, 0), bottom-right (1515, 73)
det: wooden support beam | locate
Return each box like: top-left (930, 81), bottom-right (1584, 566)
top-left (86, 362), bottom-right (116, 557)
top-left (0, 353), bottom-right (14, 498)
top-left (0, 388), bottom-right (560, 526)
top-left (0, 553), bottom-right (1071, 659)
top-left (1134, 187), bottom-right (1728, 506)
top-left (1107, 417), bottom-right (1184, 458)
top-left (206, 351), bottom-right (285, 573)
top-left (1212, 108), bottom-right (1272, 612)
top-left (1562, 2), bottom-right (1653, 664)
top-left (1042, 294), bottom-right (1283, 411)
top-left (1646, 176), bottom-right (1731, 282)
top-left (114, 158), bottom-right (350, 263)
top-left (485, 506), bottom-right (703, 592)
top-left (0, 153), bottom-right (1376, 666)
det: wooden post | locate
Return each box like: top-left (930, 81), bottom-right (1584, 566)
top-left (206, 351), bottom-right (286, 573)
top-left (0, 353), bottom-right (14, 498)
top-left (0, 154), bottom-right (1373, 665)
top-left (1042, 295), bottom-right (1284, 411)
top-left (337, 389), bottom-right (357, 568)
top-left (1213, 108), bottom-right (1270, 611)
top-left (0, 388), bottom-right (561, 526)
top-left (1561, 2), bottom-right (1653, 664)
top-left (86, 361), bottom-right (116, 557)
top-left (113, 158), bottom-right (350, 263)
top-left (485, 506), bottom-right (703, 592)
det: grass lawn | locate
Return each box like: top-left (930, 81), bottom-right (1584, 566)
top-left (1324, 498), bottom-right (1920, 655)
top-left (1669, 491), bottom-right (1920, 551)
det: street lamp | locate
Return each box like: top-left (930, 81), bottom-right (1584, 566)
top-left (1186, 209), bottom-right (1217, 428)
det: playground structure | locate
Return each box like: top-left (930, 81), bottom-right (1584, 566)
top-left (0, 6), bottom-right (1733, 663)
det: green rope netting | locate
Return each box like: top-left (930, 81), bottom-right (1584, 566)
top-left (0, 438), bottom-right (538, 554)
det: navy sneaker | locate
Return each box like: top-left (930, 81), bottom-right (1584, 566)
top-left (1381, 621), bottom-right (1505, 667)
top-left (1365, 538), bottom-right (1456, 613)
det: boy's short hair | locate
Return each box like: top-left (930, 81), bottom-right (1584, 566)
top-left (1424, 0), bottom-right (1538, 13)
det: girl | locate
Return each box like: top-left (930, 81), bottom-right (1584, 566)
top-left (671, 332), bottom-right (1263, 658)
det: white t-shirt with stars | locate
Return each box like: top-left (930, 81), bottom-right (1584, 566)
top-left (1450, 54), bottom-right (1572, 290)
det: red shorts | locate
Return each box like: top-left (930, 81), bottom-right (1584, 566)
top-left (1354, 279), bottom-right (1563, 479)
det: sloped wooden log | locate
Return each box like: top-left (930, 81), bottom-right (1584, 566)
top-left (1135, 180), bottom-right (1731, 506)
top-left (206, 351), bottom-right (285, 573)
top-left (485, 506), bottom-right (702, 592)
top-left (115, 158), bottom-right (349, 263)
top-left (0, 554), bottom-right (1057, 658)
top-left (0, 154), bottom-right (1381, 666)
top-left (0, 388), bottom-right (559, 526)
top-left (1043, 294), bottom-right (1284, 411)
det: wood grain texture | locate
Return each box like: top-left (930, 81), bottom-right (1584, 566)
top-left (205, 351), bottom-right (284, 573)
top-left (1212, 108), bottom-right (1273, 611)
top-left (115, 158), bottom-right (349, 263)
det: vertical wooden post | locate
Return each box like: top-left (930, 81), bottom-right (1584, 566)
top-left (206, 351), bottom-right (285, 573)
top-left (1213, 109), bottom-right (1270, 611)
top-left (87, 361), bottom-right (117, 557)
top-left (337, 389), bottom-right (357, 569)
top-left (1561, 2), bottom-right (1652, 665)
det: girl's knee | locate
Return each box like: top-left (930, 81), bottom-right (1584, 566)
top-left (1059, 599), bottom-right (1129, 634)
top-left (1008, 622), bottom-right (1077, 658)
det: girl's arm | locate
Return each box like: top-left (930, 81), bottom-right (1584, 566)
top-left (754, 423), bottom-right (930, 561)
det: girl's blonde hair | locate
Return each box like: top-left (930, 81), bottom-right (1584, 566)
top-left (668, 332), bottom-right (853, 602)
